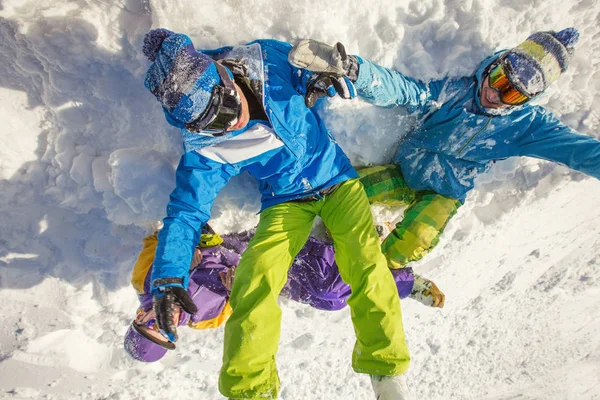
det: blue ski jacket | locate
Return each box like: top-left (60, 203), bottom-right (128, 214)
top-left (353, 54), bottom-right (600, 202)
top-left (152, 40), bottom-right (357, 289)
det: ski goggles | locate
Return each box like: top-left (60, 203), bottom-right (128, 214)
top-left (185, 62), bottom-right (242, 136)
top-left (487, 58), bottom-right (531, 106)
top-left (132, 308), bottom-right (176, 350)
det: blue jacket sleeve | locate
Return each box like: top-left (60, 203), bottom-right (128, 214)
top-left (517, 108), bottom-right (600, 180)
top-left (353, 57), bottom-right (443, 114)
top-left (151, 151), bottom-right (237, 292)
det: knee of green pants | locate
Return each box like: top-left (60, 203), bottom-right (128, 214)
top-left (382, 222), bottom-right (438, 268)
top-left (357, 164), bottom-right (415, 206)
top-left (381, 193), bottom-right (461, 268)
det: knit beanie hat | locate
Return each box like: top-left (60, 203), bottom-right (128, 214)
top-left (504, 27), bottom-right (579, 96)
top-left (143, 29), bottom-right (221, 126)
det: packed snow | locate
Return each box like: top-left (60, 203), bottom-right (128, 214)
top-left (0, 0), bottom-right (599, 399)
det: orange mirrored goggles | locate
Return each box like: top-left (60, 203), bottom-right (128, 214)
top-left (487, 60), bottom-right (530, 106)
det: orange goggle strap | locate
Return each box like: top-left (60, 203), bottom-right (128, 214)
top-left (488, 62), bottom-right (530, 106)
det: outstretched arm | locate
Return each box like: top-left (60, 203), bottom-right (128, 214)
top-left (288, 39), bottom-right (440, 113)
top-left (518, 108), bottom-right (600, 180)
top-left (353, 58), bottom-right (439, 113)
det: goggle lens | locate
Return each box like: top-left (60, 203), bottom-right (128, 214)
top-left (203, 87), bottom-right (241, 132)
top-left (133, 309), bottom-right (176, 350)
top-left (185, 63), bottom-right (242, 135)
top-left (488, 63), bottom-right (530, 106)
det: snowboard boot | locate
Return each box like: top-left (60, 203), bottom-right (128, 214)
top-left (370, 374), bottom-right (413, 400)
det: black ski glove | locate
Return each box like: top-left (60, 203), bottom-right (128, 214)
top-left (304, 73), bottom-right (357, 108)
top-left (152, 278), bottom-right (198, 342)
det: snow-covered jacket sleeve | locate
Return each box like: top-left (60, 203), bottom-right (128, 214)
top-left (353, 57), bottom-right (443, 114)
top-left (517, 108), bottom-right (600, 180)
top-left (151, 151), bottom-right (238, 292)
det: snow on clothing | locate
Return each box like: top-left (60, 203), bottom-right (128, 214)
top-left (130, 232), bottom-right (415, 328)
top-left (352, 54), bottom-right (600, 268)
top-left (144, 38), bottom-right (409, 399)
top-left (151, 39), bottom-right (359, 288)
top-left (354, 54), bottom-right (600, 203)
top-left (358, 165), bottom-right (461, 269)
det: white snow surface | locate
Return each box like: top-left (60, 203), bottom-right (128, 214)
top-left (0, 0), bottom-right (599, 399)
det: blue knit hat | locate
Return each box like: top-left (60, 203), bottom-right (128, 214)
top-left (504, 27), bottom-right (579, 97)
top-left (143, 29), bottom-right (221, 127)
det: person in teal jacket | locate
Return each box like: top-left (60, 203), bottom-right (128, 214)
top-left (289, 27), bottom-right (600, 270)
top-left (142, 30), bottom-right (412, 400)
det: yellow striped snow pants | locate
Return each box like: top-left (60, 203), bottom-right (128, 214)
top-left (359, 164), bottom-right (462, 269)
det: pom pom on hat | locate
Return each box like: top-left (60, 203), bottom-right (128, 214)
top-left (554, 27), bottom-right (579, 50)
top-left (143, 28), bottom-right (174, 61)
top-left (504, 27), bottom-right (580, 96)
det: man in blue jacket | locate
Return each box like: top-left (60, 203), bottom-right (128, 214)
top-left (289, 27), bottom-right (600, 271)
top-left (142, 30), bottom-right (412, 400)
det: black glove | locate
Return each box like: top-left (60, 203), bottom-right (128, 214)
top-left (152, 278), bottom-right (198, 342)
top-left (305, 73), bottom-right (357, 108)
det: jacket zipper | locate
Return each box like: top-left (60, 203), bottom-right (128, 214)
top-left (457, 117), bottom-right (491, 155)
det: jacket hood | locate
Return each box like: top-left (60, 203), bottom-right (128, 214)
top-left (474, 52), bottom-right (500, 114)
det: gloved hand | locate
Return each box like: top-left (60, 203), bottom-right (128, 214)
top-left (304, 73), bottom-right (356, 108)
top-left (288, 39), bottom-right (358, 78)
top-left (289, 39), bottom-right (360, 108)
top-left (152, 278), bottom-right (198, 342)
top-left (409, 274), bottom-right (445, 308)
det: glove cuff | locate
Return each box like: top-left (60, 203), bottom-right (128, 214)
top-left (343, 55), bottom-right (359, 82)
top-left (152, 277), bottom-right (185, 294)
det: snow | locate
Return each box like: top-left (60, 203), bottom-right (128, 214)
top-left (0, 0), bottom-right (599, 399)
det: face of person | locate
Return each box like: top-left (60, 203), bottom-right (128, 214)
top-left (227, 82), bottom-right (250, 131)
top-left (480, 75), bottom-right (512, 110)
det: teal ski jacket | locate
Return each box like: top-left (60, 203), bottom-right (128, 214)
top-left (353, 54), bottom-right (600, 202)
top-left (152, 40), bottom-right (356, 289)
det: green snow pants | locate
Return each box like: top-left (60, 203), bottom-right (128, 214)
top-left (219, 178), bottom-right (410, 399)
top-left (358, 165), bottom-right (462, 269)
